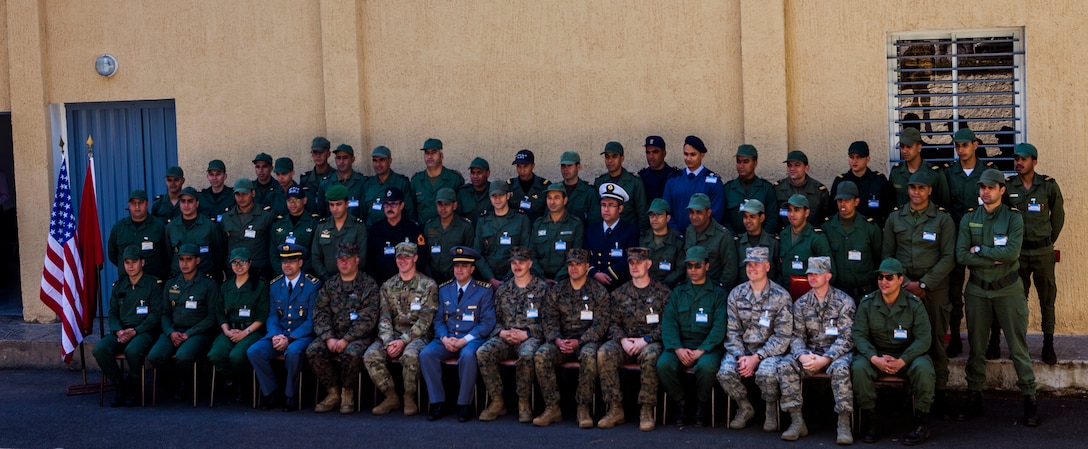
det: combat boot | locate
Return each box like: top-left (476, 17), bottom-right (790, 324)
top-left (836, 411), bottom-right (853, 445)
top-left (902, 410), bottom-right (929, 446)
top-left (946, 324), bottom-right (962, 358)
top-left (639, 405), bottom-right (655, 431)
top-left (371, 389), bottom-right (401, 415)
top-left (577, 404), bottom-right (593, 428)
top-left (597, 402), bottom-right (625, 429)
top-left (933, 390), bottom-right (953, 420)
top-left (403, 392), bottom-right (418, 416)
top-left (729, 398), bottom-right (754, 429)
top-left (314, 386), bottom-right (341, 413)
top-left (955, 390), bottom-right (984, 421)
top-left (1042, 333), bottom-right (1057, 365)
top-left (861, 409), bottom-right (879, 443)
top-left (1023, 395), bottom-right (1040, 427)
top-left (533, 404), bottom-right (562, 426)
top-left (479, 397), bottom-right (506, 421)
top-left (780, 407), bottom-right (808, 441)
top-left (694, 401), bottom-right (711, 427)
top-left (339, 388), bottom-right (355, 414)
top-left (518, 398), bottom-right (533, 423)
top-left (763, 401), bottom-right (779, 432)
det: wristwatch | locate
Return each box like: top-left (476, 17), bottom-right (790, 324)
top-left (918, 281), bottom-right (928, 291)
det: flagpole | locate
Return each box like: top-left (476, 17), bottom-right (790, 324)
top-left (87, 135), bottom-right (105, 339)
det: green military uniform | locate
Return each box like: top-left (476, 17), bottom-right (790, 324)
top-left (411, 167), bottom-right (464, 225)
top-left (363, 272), bottom-right (438, 399)
top-left (774, 177), bottom-right (831, 229)
top-left (563, 179), bottom-right (598, 224)
top-left (777, 224), bottom-right (831, 288)
top-left (507, 175), bottom-right (551, 222)
top-left (198, 187), bottom-right (235, 222)
top-left (1005, 170), bottom-right (1064, 336)
top-left (598, 277), bottom-right (670, 409)
top-left (423, 215), bottom-right (476, 284)
top-left (300, 168), bottom-right (334, 208)
top-left (107, 215), bottom-right (170, 280)
top-left (535, 278), bottom-right (609, 409)
top-left (684, 219), bottom-right (738, 288)
top-left (93, 273), bottom-right (164, 388)
top-left (724, 177), bottom-right (779, 235)
top-left (307, 271), bottom-right (381, 391)
top-left (269, 213), bottom-right (319, 276)
top-left (456, 183), bottom-right (491, 224)
top-left (148, 271), bottom-right (221, 376)
top-left (265, 182), bottom-right (306, 218)
top-left (944, 158), bottom-right (996, 335)
top-left (593, 169), bottom-right (649, 232)
top-left (151, 194), bottom-right (182, 222)
top-left (319, 171), bottom-right (368, 219)
top-left (529, 211), bottom-right (584, 280)
top-left (476, 276), bottom-right (549, 410)
top-left (734, 232), bottom-right (780, 285)
top-left (208, 277), bottom-right (269, 376)
top-left (311, 216), bottom-right (369, 280)
top-left (851, 284), bottom-right (934, 413)
top-left (889, 162), bottom-right (951, 209)
top-left (220, 205), bottom-right (276, 274)
top-left (640, 228), bottom-right (685, 288)
top-left (473, 210), bottom-right (531, 282)
top-left (165, 216), bottom-right (226, 279)
top-left (822, 214), bottom-right (882, 299)
top-left (253, 179), bottom-right (277, 209)
top-left (362, 172), bottom-right (414, 227)
top-left (657, 279), bottom-right (728, 404)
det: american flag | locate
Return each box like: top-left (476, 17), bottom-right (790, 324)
top-left (39, 154), bottom-right (85, 363)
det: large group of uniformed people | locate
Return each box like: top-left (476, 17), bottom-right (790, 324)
top-left (94, 132), bottom-right (1063, 445)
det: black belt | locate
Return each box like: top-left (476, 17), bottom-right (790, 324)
top-left (1022, 238), bottom-right (1053, 250)
top-left (969, 273), bottom-right (1018, 291)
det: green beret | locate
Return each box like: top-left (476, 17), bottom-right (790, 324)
top-left (908, 170), bottom-right (933, 187)
top-left (740, 199), bottom-right (765, 215)
top-left (326, 184), bottom-right (349, 201)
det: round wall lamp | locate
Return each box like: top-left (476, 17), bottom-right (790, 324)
top-left (95, 54), bottom-right (118, 77)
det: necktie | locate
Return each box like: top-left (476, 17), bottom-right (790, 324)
top-left (457, 288), bottom-right (464, 303)
top-left (288, 282), bottom-right (294, 295)
top-left (688, 173), bottom-right (695, 180)
top-left (606, 227), bottom-right (613, 237)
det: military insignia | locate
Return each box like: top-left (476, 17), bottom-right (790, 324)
top-left (320, 229), bottom-right (331, 238)
top-left (606, 184), bottom-right (615, 192)
top-left (282, 244), bottom-right (291, 251)
top-left (306, 227), bottom-right (313, 232)
top-left (417, 235), bottom-right (426, 245)
top-left (276, 227), bottom-right (283, 233)
top-left (386, 190), bottom-right (392, 197)
top-left (456, 248), bottom-right (464, 255)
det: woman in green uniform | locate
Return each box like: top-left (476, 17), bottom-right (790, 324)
top-left (208, 248), bottom-right (269, 402)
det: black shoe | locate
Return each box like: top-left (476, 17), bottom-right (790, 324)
top-left (956, 391), bottom-right (984, 421)
top-left (282, 395), bottom-right (298, 412)
top-left (902, 411), bottom-right (930, 446)
top-left (861, 409), bottom-right (879, 443)
top-left (933, 391), bottom-right (953, 421)
top-left (674, 400), bottom-right (688, 427)
top-left (694, 401), bottom-right (711, 428)
top-left (946, 335), bottom-right (962, 358)
top-left (109, 380), bottom-right (127, 408)
top-left (985, 333), bottom-right (1001, 360)
top-left (1042, 334), bottom-right (1057, 365)
top-left (457, 405), bottom-right (472, 422)
top-left (260, 394), bottom-right (278, 411)
top-left (428, 402), bottom-right (446, 421)
top-left (1023, 395), bottom-right (1040, 427)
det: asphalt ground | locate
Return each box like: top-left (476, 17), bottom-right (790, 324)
top-left (1, 369), bottom-right (1086, 449)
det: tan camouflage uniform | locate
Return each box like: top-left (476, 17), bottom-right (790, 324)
top-left (597, 278), bottom-right (670, 406)
top-left (778, 286), bottom-right (855, 413)
top-left (363, 273), bottom-right (437, 395)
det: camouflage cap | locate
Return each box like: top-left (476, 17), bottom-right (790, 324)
top-left (311, 136), bottom-right (331, 151)
top-left (977, 168), bottom-right (1006, 187)
top-left (953, 128), bottom-right (977, 143)
top-left (252, 152), bottom-right (273, 164)
top-left (394, 241), bottom-right (417, 257)
top-left (876, 257), bottom-right (905, 275)
top-left (743, 246), bottom-right (770, 264)
top-left (325, 184), bottom-right (349, 201)
top-left (509, 246), bottom-right (532, 262)
top-left (684, 246), bottom-right (709, 263)
top-left (229, 247), bottom-right (251, 262)
top-left (176, 243), bottom-right (200, 257)
top-left (565, 248), bottom-right (590, 264)
top-left (166, 166), bottom-right (185, 178)
top-left (899, 128), bottom-right (923, 146)
top-left (121, 245), bottom-right (144, 261)
top-left (806, 256), bottom-right (831, 275)
top-left (627, 247), bottom-right (651, 261)
top-left (740, 199), bottom-right (765, 215)
top-left (336, 242), bottom-right (360, 258)
top-left (371, 145), bottom-right (392, 158)
top-left (435, 187), bottom-right (457, 204)
top-left (834, 181), bottom-right (859, 200)
top-left (648, 198), bottom-right (671, 215)
top-left (207, 159), bottom-right (226, 172)
top-left (787, 194), bottom-right (810, 209)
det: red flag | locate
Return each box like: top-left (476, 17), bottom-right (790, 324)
top-left (39, 154), bottom-right (85, 363)
top-left (77, 154), bottom-right (103, 335)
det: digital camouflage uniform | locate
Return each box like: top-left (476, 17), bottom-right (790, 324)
top-left (364, 273), bottom-right (438, 395)
top-left (535, 279), bottom-right (609, 407)
top-left (779, 287), bottom-right (856, 413)
top-left (306, 272), bottom-right (381, 388)
top-left (598, 279), bottom-right (670, 407)
top-left (734, 232), bottom-right (780, 285)
top-left (476, 277), bottom-right (549, 401)
top-left (640, 227), bottom-right (685, 288)
top-left (717, 280), bottom-right (794, 408)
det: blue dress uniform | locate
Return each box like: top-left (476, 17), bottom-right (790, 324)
top-left (247, 244), bottom-right (321, 405)
top-left (585, 184), bottom-right (640, 290)
top-left (420, 247), bottom-right (496, 419)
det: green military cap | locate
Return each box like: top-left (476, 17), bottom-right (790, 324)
top-left (627, 247), bottom-right (651, 261)
top-left (325, 184), bottom-right (349, 201)
top-left (648, 198), bottom-right (671, 215)
top-left (899, 128), bottom-right (923, 146)
top-left (566, 248), bottom-right (590, 264)
top-left (336, 242), bottom-right (359, 258)
top-left (422, 138), bottom-right (443, 150)
top-left (333, 144), bottom-right (354, 156)
top-left (252, 152), bottom-right (273, 164)
top-left (977, 168), bottom-right (1006, 187)
top-left (544, 183), bottom-right (566, 196)
top-left (121, 246), bottom-right (144, 261)
top-left (450, 246), bottom-right (482, 264)
top-left (311, 136), bottom-right (331, 151)
top-left (469, 157), bottom-right (490, 170)
top-left (848, 141), bottom-right (870, 157)
top-left (559, 151), bottom-right (581, 165)
top-left (806, 256), bottom-right (831, 275)
top-left (908, 170), bottom-right (933, 187)
top-left (179, 187), bottom-right (200, 199)
top-left (741, 199), bottom-right (765, 215)
top-left (166, 166), bottom-right (185, 178)
top-left (953, 128), bottom-right (977, 143)
top-left (435, 187), bottom-right (457, 204)
top-left (489, 180), bottom-right (508, 195)
top-left (176, 243), bottom-right (200, 257)
top-left (742, 246), bottom-right (770, 264)
top-left (279, 243), bottom-right (307, 259)
top-left (229, 247), bottom-right (251, 262)
top-left (601, 141), bottom-right (624, 155)
top-left (687, 193), bottom-right (711, 211)
top-left (684, 246), bottom-right (709, 263)
top-left (876, 257), bottom-right (904, 275)
top-left (787, 194), bottom-right (810, 209)
top-left (509, 246), bottom-right (532, 262)
top-left (736, 144), bottom-right (759, 159)
top-left (207, 159), bottom-right (226, 172)
top-left (234, 178), bottom-right (255, 194)
top-left (835, 181), bottom-right (860, 200)
top-left (128, 189), bottom-right (148, 202)
top-left (1014, 143), bottom-right (1038, 159)
top-left (371, 145), bottom-right (392, 158)
top-left (395, 241), bottom-right (417, 257)
top-left (784, 150), bottom-right (809, 165)
top-left (273, 157), bottom-right (294, 174)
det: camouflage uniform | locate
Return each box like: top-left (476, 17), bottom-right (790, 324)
top-left (778, 287), bottom-right (856, 413)
top-left (363, 273), bottom-right (438, 395)
top-left (597, 279), bottom-right (670, 407)
top-left (476, 277), bottom-right (549, 401)
top-left (305, 273), bottom-right (381, 388)
top-left (734, 231), bottom-right (780, 285)
top-left (717, 280), bottom-right (794, 407)
top-left (535, 279), bottom-right (609, 407)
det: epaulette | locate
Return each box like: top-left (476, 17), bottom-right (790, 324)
top-left (937, 206), bottom-right (947, 212)
top-left (271, 274), bottom-right (284, 283)
top-left (772, 234), bottom-right (780, 240)
top-left (818, 185), bottom-right (827, 191)
top-left (872, 170), bottom-right (884, 176)
top-left (439, 279), bottom-right (453, 288)
top-left (836, 174), bottom-right (845, 179)
top-left (866, 217), bottom-right (875, 223)
top-left (277, 215), bottom-right (284, 220)
top-left (166, 218), bottom-right (173, 224)
top-left (733, 235), bottom-right (740, 241)
top-left (892, 162), bottom-right (902, 168)
top-left (824, 216), bottom-right (832, 222)
top-left (479, 209), bottom-right (490, 217)
top-left (475, 279), bottom-right (491, 288)
top-left (542, 179), bottom-right (552, 186)
top-left (318, 217), bottom-right (329, 223)
top-left (966, 207), bottom-right (975, 213)
top-left (892, 206), bottom-right (901, 212)
top-left (984, 161), bottom-right (995, 167)
top-left (112, 280), bottom-right (119, 287)
top-left (459, 216), bottom-right (472, 224)
top-left (1044, 175), bottom-right (1056, 183)
top-left (715, 223), bottom-right (728, 232)
top-left (262, 205), bottom-right (272, 211)
top-left (311, 213), bottom-right (320, 218)
top-left (772, 180), bottom-right (781, 186)
top-left (305, 274), bottom-right (320, 284)
top-left (223, 207), bottom-right (231, 212)
top-left (302, 170), bottom-right (313, 176)
top-left (1005, 175), bottom-right (1014, 183)
top-left (936, 164), bottom-right (947, 170)
top-left (353, 217), bottom-right (365, 223)
top-left (154, 194), bottom-right (164, 200)
top-left (1010, 207), bottom-right (1021, 213)
top-left (506, 178), bottom-right (514, 185)
top-left (204, 273), bottom-right (215, 279)
top-left (155, 279), bottom-right (163, 284)
top-left (813, 228), bottom-right (824, 233)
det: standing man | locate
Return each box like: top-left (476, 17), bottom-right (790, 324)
top-left (198, 160), bottom-right (235, 222)
top-left (657, 246), bottom-right (727, 427)
top-left (662, 135), bottom-right (725, 232)
top-left (778, 257), bottom-right (856, 444)
top-left (251, 152), bottom-right (277, 209)
top-left (683, 193), bottom-right (737, 288)
top-left (821, 181), bottom-right (882, 300)
top-left (108, 189), bottom-right (170, 280)
top-left (420, 246), bottom-right (495, 422)
top-left (641, 198), bottom-right (685, 288)
top-left (93, 247), bottom-right (164, 407)
top-left (269, 186), bottom-right (318, 277)
top-left (529, 183), bottom-right (585, 283)
top-left (423, 187), bottom-right (475, 284)
top-left (311, 184), bottom-right (369, 281)
top-left (852, 258), bottom-right (934, 445)
top-left (1005, 143), bottom-right (1064, 364)
top-left (266, 157), bottom-right (302, 217)
top-left (585, 183), bottom-right (640, 290)
top-left (593, 141), bottom-right (649, 232)
top-left (248, 243), bottom-right (321, 411)
top-left (954, 169), bottom-right (1039, 427)
top-left (532, 248), bottom-right (609, 428)
top-left (300, 137), bottom-right (334, 215)
top-left (362, 145), bottom-right (414, 227)
top-left (734, 199), bottom-right (780, 285)
top-left (889, 127), bottom-right (950, 209)
top-left (830, 141), bottom-right (894, 226)
top-left (558, 151), bottom-right (598, 224)
top-left (507, 149), bottom-right (551, 222)
top-left (165, 187), bottom-right (225, 281)
top-left (457, 157), bottom-right (492, 223)
top-left (719, 246), bottom-right (794, 432)
top-left (220, 178), bottom-right (275, 281)
top-left (307, 242), bottom-right (381, 414)
top-left (476, 247), bottom-right (549, 423)
top-left (367, 186), bottom-right (426, 283)
top-left (151, 165), bottom-right (185, 221)
top-left (638, 135), bottom-right (680, 203)
top-left (411, 138), bottom-right (464, 225)
top-left (778, 195), bottom-right (831, 299)
top-left (319, 144), bottom-right (367, 219)
top-left (596, 247), bottom-right (670, 431)
top-left (774, 150), bottom-right (831, 229)
top-left (474, 181), bottom-right (531, 288)
top-left (366, 242), bottom-right (438, 416)
top-left (723, 144), bottom-right (779, 235)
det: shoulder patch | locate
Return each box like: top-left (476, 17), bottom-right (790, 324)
top-left (475, 280), bottom-right (491, 288)
top-left (271, 274), bottom-right (284, 283)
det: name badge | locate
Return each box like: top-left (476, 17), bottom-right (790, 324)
top-left (779, 208), bottom-right (789, 217)
top-left (350, 312), bottom-right (358, 321)
top-left (867, 199), bottom-right (880, 208)
top-left (893, 328), bottom-right (908, 340)
top-left (431, 245), bottom-right (442, 254)
top-left (244, 229), bottom-right (257, 239)
top-left (646, 313), bottom-right (660, 324)
top-left (384, 246), bottom-right (395, 255)
top-left (922, 231), bottom-right (937, 242)
top-left (217, 214), bottom-right (223, 223)
top-left (348, 198), bottom-right (360, 208)
top-left (141, 241), bottom-right (154, 251)
top-left (610, 248), bottom-right (623, 258)
top-left (659, 261), bottom-right (671, 272)
top-left (520, 199), bottom-right (532, 210)
top-left (1009, 193), bottom-right (1020, 198)
top-left (791, 259), bottom-right (803, 270)
top-left (1028, 203), bottom-right (1042, 213)
top-left (136, 305), bottom-right (149, 315)
top-left (500, 235), bottom-right (512, 245)
top-left (580, 306), bottom-right (593, 321)
top-left (825, 326), bottom-right (839, 336)
top-left (371, 199), bottom-right (382, 211)
top-left (538, 230), bottom-right (547, 237)
top-left (695, 310), bottom-right (709, 323)
top-left (199, 246), bottom-right (210, 254)
top-left (185, 299), bottom-right (198, 310)
top-left (758, 315), bottom-right (771, 328)
top-left (463, 312), bottom-right (474, 322)
top-left (410, 300), bottom-right (422, 311)
top-left (239, 307), bottom-right (251, 318)
top-left (994, 235), bottom-right (1008, 247)
top-left (527, 308), bottom-right (539, 319)
top-left (738, 203), bottom-right (745, 211)
top-left (554, 241), bottom-right (567, 251)
top-left (705, 174), bottom-right (718, 184)
top-left (285, 234), bottom-right (296, 244)
top-left (848, 250), bottom-right (862, 261)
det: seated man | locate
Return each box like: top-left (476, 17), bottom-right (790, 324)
top-left (93, 246), bottom-right (164, 407)
top-left (306, 242), bottom-right (380, 414)
top-left (778, 256), bottom-right (856, 443)
top-left (420, 246), bottom-right (496, 422)
top-left (852, 258), bottom-right (934, 445)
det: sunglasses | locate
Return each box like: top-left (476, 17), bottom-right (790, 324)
top-left (685, 262), bottom-right (704, 270)
top-left (876, 274), bottom-right (898, 282)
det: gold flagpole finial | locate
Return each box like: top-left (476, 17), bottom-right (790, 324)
top-left (86, 135), bottom-right (94, 158)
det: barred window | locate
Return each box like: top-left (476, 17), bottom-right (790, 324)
top-left (888, 29), bottom-right (1025, 171)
